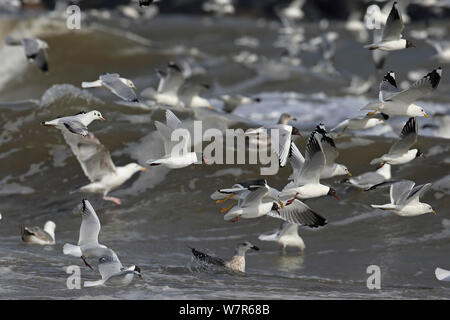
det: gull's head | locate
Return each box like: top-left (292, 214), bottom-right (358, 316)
top-left (271, 202), bottom-right (281, 214)
top-left (328, 187), bottom-right (339, 200)
top-left (236, 241), bottom-right (259, 254)
top-left (406, 40), bottom-right (415, 48)
top-left (427, 205), bottom-right (436, 215)
top-left (123, 79), bottom-right (137, 90)
top-left (420, 107), bottom-right (430, 119)
top-left (88, 110), bottom-right (105, 122)
top-left (340, 165), bottom-right (351, 177)
top-left (279, 113), bottom-right (296, 124)
top-left (127, 163), bottom-right (147, 173)
top-left (416, 149), bottom-right (426, 159)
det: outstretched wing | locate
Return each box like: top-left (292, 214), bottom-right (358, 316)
top-left (267, 199), bottom-right (327, 228)
top-left (382, 2), bottom-right (404, 41)
top-left (296, 131), bottom-right (325, 185)
top-left (388, 117), bottom-right (417, 155)
top-left (100, 74), bottom-right (138, 102)
top-left (191, 248), bottom-right (225, 267)
top-left (79, 199), bottom-right (101, 246)
top-left (406, 183), bottom-right (432, 204)
top-left (63, 131), bottom-right (116, 182)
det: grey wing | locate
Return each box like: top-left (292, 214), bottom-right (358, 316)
top-left (23, 226), bottom-right (53, 242)
top-left (63, 120), bottom-right (88, 136)
top-left (165, 109), bottom-right (183, 130)
top-left (21, 38), bottom-right (41, 59)
top-left (366, 180), bottom-right (415, 205)
top-left (406, 183), bottom-right (432, 204)
top-left (157, 62), bottom-right (185, 94)
top-left (379, 71), bottom-right (400, 102)
top-left (388, 117), bottom-right (417, 155)
top-left (63, 131), bottom-right (117, 182)
top-left (297, 132), bottom-right (325, 185)
top-left (4, 36), bottom-right (22, 46)
top-left (79, 199), bottom-right (101, 246)
top-left (97, 249), bottom-right (123, 280)
top-left (351, 172), bottom-right (385, 187)
top-left (100, 74), bottom-right (138, 102)
top-left (289, 142), bottom-right (305, 185)
top-left (390, 68), bottom-right (442, 105)
top-left (240, 186), bottom-right (269, 208)
top-left (382, 2), bottom-right (404, 41)
top-left (318, 131), bottom-right (339, 167)
top-left (267, 199), bottom-right (327, 228)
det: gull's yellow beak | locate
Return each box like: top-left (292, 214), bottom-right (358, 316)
top-left (424, 113), bottom-right (430, 119)
top-left (278, 200), bottom-right (284, 208)
top-left (381, 121), bottom-right (387, 126)
top-left (140, 167), bottom-right (147, 171)
top-left (207, 105), bottom-right (213, 109)
top-left (431, 209), bottom-right (436, 215)
top-left (347, 172), bottom-right (352, 177)
top-left (99, 116), bottom-right (106, 121)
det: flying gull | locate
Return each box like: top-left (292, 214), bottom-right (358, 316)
top-left (82, 73), bottom-right (138, 102)
top-left (62, 131), bottom-right (146, 205)
top-left (341, 164), bottom-right (391, 190)
top-left (366, 180), bottom-right (435, 216)
top-left (5, 36), bottom-right (49, 73)
top-left (364, 2), bottom-right (415, 51)
top-left (41, 110), bottom-right (105, 137)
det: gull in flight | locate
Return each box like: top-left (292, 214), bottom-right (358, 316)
top-left (314, 124), bottom-right (351, 179)
top-left (5, 36), bottom-right (49, 72)
top-left (64, 199), bottom-right (141, 281)
top-left (84, 253), bottom-right (142, 287)
top-left (41, 110), bottom-right (105, 137)
top-left (426, 39), bottom-right (450, 64)
top-left (62, 131), bottom-right (146, 205)
top-left (370, 117), bottom-right (424, 168)
top-left (219, 94), bottom-right (261, 113)
top-left (21, 221), bottom-right (55, 245)
top-left (82, 73), bottom-right (139, 102)
top-left (435, 268), bottom-right (450, 282)
top-left (331, 113), bottom-right (388, 136)
top-left (364, 2), bottom-right (415, 51)
top-left (366, 180), bottom-right (436, 216)
top-left (280, 131), bottom-right (339, 202)
top-left (245, 113), bottom-right (301, 167)
top-left (222, 181), bottom-right (327, 227)
top-left (178, 83), bottom-right (213, 109)
top-left (362, 68), bottom-right (442, 118)
top-left (341, 164), bottom-right (391, 190)
top-left (143, 62), bottom-right (185, 107)
top-left (146, 110), bottom-right (206, 168)
top-left (258, 222), bottom-right (305, 254)
top-left (190, 241), bottom-right (259, 273)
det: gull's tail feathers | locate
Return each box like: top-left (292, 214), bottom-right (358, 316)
top-left (258, 233), bottom-right (279, 242)
top-left (81, 80), bottom-right (103, 89)
top-left (63, 243), bottom-right (82, 257)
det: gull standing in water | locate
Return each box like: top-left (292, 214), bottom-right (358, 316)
top-left (147, 110), bottom-right (206, 168)
top-left (21, 221), bottom-right (56, 245)
top-left (366, 180), bottom-right (436, 216)
top-left (62, 132), bottom-right (146, 205)
top-left (341, 164), bottom-right (391, 190)
top-left (190, 241), bottom-right (259, 273)
top-left (362, 68), bottom-right (442, 118)
top-left (5, 36), bottom-right (49, 72)
top-left (280, 131), bottom-right (339, 202)
top-left (64, 199), bottom-right (141, 279)
top-left (370, 117), bottom-right (425, 167)
top-left (41, 110), bottom-right (105, 137)
top-left (364, 2), bottom-right (415, 51)
top-left (258, 222), bottom-right (305, 254)
top-left (82, 73), bottom-right (139, 102)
